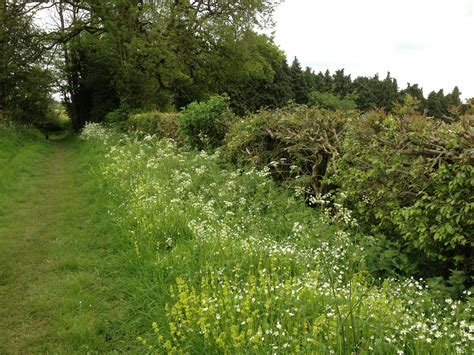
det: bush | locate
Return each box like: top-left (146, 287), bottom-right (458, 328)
top-left (308, 91), bottom-right (357, 112)
top-left (333, 110), bottom-right (474, 278)
top-left (225, 103), bottom-right (473, 287)
top-left (225, 104), bottom-right (349, 196)
top-left (105, 107), bottom-right (131, 124)
top-left (178, 95), bottom-right (234, 150)
top-left (127, 111), bottom-right (180, 142)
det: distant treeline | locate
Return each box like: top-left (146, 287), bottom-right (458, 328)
top-left (271, 59), bottom-right (465, 120)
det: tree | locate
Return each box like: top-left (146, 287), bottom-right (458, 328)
top-left (426, 89), bottom-right (448, 120)
top-left (400, 83), bottom-right (425, 103)
top-left (48, 0), bottom-right (282, 128)
top-left (290, 57), bottom-right (311, 104)
top-left (308, 91), bottom-right (357, 111)
top-left (399, 83), bottom-right (425, 112)
top-left (446, 86), bottom-right (463, 117)
top-left (353, 72), bottom-right (398, 112)
top-left (0, 1), bottom-right (54, 125)
top-left (313, 69), bottom-right (333, 94)
top-left (379, 72), bottom-right (398, 111)
top-left (216, 33), bottom-right (293, 114)
top-left (353, 75), bottom-right (378, 111)
top-left (331, 69), bottom-right (353, 98)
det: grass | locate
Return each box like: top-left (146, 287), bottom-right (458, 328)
top-left (0, 125), bottom-right (143, 353)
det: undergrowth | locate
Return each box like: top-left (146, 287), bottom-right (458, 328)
top-left (81, 123), bottom-right (474, 354)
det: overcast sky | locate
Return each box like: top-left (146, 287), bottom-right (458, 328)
top-left (270, 0), bottom-right (474, 99)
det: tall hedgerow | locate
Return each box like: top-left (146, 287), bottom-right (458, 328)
top-left (333, 110), bottom-right (473, 280)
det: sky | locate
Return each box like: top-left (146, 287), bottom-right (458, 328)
top-left (269, 0), bottom-right (474, 99)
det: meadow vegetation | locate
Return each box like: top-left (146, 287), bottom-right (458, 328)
top-left (78, 119), bottom-right (473, 354)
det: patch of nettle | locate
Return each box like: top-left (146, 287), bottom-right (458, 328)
top-left (82, 124), bottom-right (473, 354)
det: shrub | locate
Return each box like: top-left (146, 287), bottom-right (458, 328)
top-left (333, 110), bottom-right (474, 278)
top-left (178, 95), bottom-right (234, 150)
top-left (127, 111), bottom-right (180, 142)
top-left (225, 105), bottom-right (350, 196)
top-left (308, 91), bottom-right (357, 112)
top-left (105, 107), bottom-right (131, 124)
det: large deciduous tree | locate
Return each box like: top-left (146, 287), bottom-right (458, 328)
top-left (50, 0), bottom-right (282, 128)
top-left (0, 1), bottom-right (53, 124)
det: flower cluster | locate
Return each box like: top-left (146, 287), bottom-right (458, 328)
top-left (80, 122), bottom-right (112, 142)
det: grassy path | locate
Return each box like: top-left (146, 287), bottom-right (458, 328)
top-left (0, 138), bottom-right (135, 353)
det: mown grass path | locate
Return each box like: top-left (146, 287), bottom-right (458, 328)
top-left (0, 138), bottom-right (135, 354)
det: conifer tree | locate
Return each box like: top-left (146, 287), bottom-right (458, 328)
top-left (332, 69), bottom-right (353, 98)
top-left (290, 57), bottom-right (311, 104)
top-left (426, 89), bottom-right (448, 119)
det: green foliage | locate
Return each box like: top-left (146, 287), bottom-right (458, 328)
top-left (0, 3), bottom-right (54, 127)
top-left (353, 73), bottom-right (399, 112)
top-left (308, 91), bottom-right (357, 111)
top-left (57, 0), bottom-right (281, 129)
top-left (313, 69), bottom-right (334, 93)
top-left (105, 108), bottom-right (130, 124)
top-left (393, 161), bottom-right (473, 267)
top-left (331, 69), bottom-right (354, 98)
top-left (426, 90), bottom-right (449, 120)
top-left (127, 111), bottom-right (180, 142)
top-left (399, 83), bottom-right (426, 110)
top-left (179, 95), bottom-right (234, 150)
top-left (78, 125), bottom-right (473, 354)
top-left (225, 105), bottom-right (349, 196)
top-left (61, 33), bottom-right (122, 131)
top-left (35, 106), bottom-right (71, 133)
top-left (217, 32), bottom-right (292, 114)
top-left (426, 87), bottom-right (463, 121)
top-left (289, 57), bottom-right (311, 104)
top-left (226, 103), bottom-right (473, 285)
top-left (6, 67), bottom-right (54, 126)
top-left (392, 94), bottom-right (423, 115)
top-left (0, 121), bottom-right (46, 191)
top-left (333, 110), bottom-right (474, 278)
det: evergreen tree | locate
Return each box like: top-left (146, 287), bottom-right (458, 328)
top-left (400, 83), bottom-right (425, 108)
top-left (290, 57), bottom-right (311, 104)
top-left (446, 86), bottom-right (462, 107)
top-left (353, 75), bottom-right (379, 111)
top-left (426, 89), bottom-right (448, 119)
top-left (302, 67), bottom-right (316, 93)
top-left (380, 72), bottom-right (398, 112)
top-left (353, 72), bottom-right (398, 112)
top-left (332, 69), bottom-right (353, 98)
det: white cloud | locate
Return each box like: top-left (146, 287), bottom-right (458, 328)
top-left (271, 0), bottom-right (474, 99)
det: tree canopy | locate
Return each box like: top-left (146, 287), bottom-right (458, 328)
top-left (0, 0), bottom-right (469, 129)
